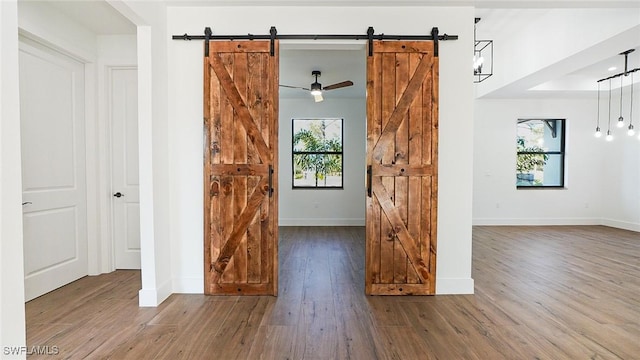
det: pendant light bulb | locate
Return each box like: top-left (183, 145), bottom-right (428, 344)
top-left (628, 124), bottom-right (635, 136)
top-left (595, 127), bottom-right (602, 138)
top-left (473, 54), bottom-right (484, 74)
top-left (606, 130), bottom-right (613, 141)
top-left (617, 116), bottom-right (625, 127)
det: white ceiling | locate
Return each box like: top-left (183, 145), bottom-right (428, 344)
top-left (529, 46), bottom-right (640, 94)
top-left (474, 8), bottom-right (640, 98)
top-left (40, 0), bottom-right (136, 35)
top-left (29, 1), bottom-right (640, 99)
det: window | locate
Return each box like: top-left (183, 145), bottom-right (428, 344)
top-left (516, 119), bottom-right (565, 188)
top-left (292, 118), bottom-right (343, 189)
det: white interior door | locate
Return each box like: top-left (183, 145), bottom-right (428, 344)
top-left (19, 38), bottom-right (88, 301)
top-left (110, 67), bottom-right (140, 269)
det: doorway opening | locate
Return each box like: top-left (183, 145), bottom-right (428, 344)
top-left (18, 0), bottom-right (139, 302)
top-left (203, 39), bottom-right (439, 296)
top-left (277, 44), bottom-right (368, 295)
top-left (278, 45), bottom-right (367, 227)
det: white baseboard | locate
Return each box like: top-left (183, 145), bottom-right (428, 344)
top-left (436, 277), bottom-right (475, 294)
top-left (279, 218), bottom-right (365, 226)
top-left (600, 218), bottom-right (640, 232)
top-left (472, 217), bottom-right (600, 226)
top-left (472, 217), bottom-right (639, 233)
top-left (138, 289), bottom-right (157, 307)
top-left (138, 278), bottom-right (172, 307)
top-left (172, 277), bottom-right (204, 293)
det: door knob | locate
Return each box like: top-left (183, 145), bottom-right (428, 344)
top-left (113, 192), bottom-right (124, 198)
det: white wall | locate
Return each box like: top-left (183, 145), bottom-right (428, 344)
top-left (0, 1), bottom-right (27, 357)
top-left (279, 98), bottom-right (366, 226)
top-left (473, 97), bottom-right (639, 230)
top-left (601, 84), bottom-right (640, 231)
top-left (108, 0), bottom-right (174, 306)
top-left (17, 1), bottom-right (97, 60)
top-left (167, 6), bottom-right (475, 294)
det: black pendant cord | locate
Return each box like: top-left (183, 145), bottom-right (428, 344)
top-left (596, 82), bottom-right (601, 131)
top-left (630, 72), bottom-right (634, 129)
top-left (608, 79), bottom-right (613, 134)
top-left (173, 26), bottom-right (458, 57)
top-left (619, 76), bottom-right (624, 123)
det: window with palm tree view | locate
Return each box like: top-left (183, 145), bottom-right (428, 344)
top-left (292, 118), bottom-right (343, 188)
top-left (516, 118), bottom-right (565, 188)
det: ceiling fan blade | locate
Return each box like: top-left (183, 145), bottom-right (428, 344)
top-left (323, 80), bottom-right (354, 91)
top-left (313, 93), bottom-right (324, 102)
top-left (279, 84), bottom-right (310, 91)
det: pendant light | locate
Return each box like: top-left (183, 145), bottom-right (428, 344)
top-left (594, 48), bottom-right (639, 141)
top-left (617, 76), bottom-right (625, 128)
top-left (606, 79), bottom-right (613, 141)
top-left (629, 72), bottom-right (635, 136)
top-left (473, 18), bottom-right (493, 83)
top-left (595, 82), bottom-right (602, 137)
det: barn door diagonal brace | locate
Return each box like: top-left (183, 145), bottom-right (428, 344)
top-left (173, 27), bottom-right (458, 57)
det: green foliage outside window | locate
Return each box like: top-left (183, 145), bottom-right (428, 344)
top-left (516, 137), bottom-right (548, 174)
top-left (292, 119), bottom-right (343, 188)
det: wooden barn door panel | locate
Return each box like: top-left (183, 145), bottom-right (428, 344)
top-left (204, 40), bottom-right (278, 295)
top-left (365, 41), bottom-right (438, 295)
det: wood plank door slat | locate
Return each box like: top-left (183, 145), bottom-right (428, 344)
top-left (204, 40), bottom-right (278, 296)
top-left (365, 40), bottom-right (438, 295)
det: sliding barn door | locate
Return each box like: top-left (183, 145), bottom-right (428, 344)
top-left (365, 41), bottom-right (438, 295)
top-left (204, 40), bottom-right (279, 295)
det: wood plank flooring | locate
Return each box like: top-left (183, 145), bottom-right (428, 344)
top-left (26, 226), bottom-right (640, 359)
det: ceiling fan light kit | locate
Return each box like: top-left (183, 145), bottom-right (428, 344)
top-left (281, 70), bottom-right (353, 103)
top-left (310, 71), bottom-right (323, 96)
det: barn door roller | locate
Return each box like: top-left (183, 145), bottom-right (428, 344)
top-left (174, 27), bottom-right (458, 57)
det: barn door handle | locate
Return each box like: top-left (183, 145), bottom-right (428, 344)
top-left (366, 165), bottom-right (372, 197)
top-left (113, 192), bottom-right (124, 198)
top-left (268, 165), bottom-right (274, 197)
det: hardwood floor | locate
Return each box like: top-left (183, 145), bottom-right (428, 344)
top-left (26, 226), bottom-right (640, 359)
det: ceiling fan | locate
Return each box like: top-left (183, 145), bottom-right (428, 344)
top-left (280, 70), bottom-right (354, 102)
